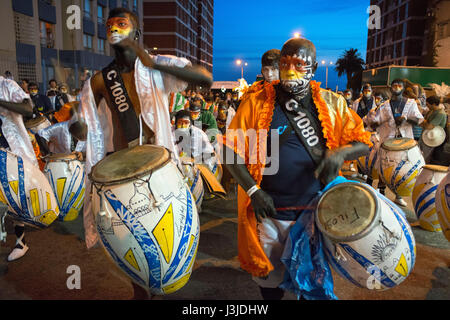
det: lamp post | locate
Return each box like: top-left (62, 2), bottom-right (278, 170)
top-left (236, 59), bottom-right (248, 79)
top-left (322, 60), bottom-right (333, 88)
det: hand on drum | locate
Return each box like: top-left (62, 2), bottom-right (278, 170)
top-left (315, 149), bottom-right (345, 186)
top-left (250, 189), bottom-right (277, 223)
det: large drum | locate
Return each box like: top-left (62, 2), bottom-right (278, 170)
top-left (89, 145), bottom-right (200, 295)
top-left (378, 138), bottom-right (425, 196)
top-left (44, 153), bottom-right (85, 222)
top-left (24, 116), bottom-right (51, 133)
top-left (316, 181), bottom-right (416, 290)
top-left (180, 157), bottom-right (204, 210)
top-left (0, 149), bottom-right (60, 227)
top-left (356, 132), bottom-right (380, 180)
top-left (435, 170), bottom-right (450, 241)
top-left (412, 165), bottom-right (448, 232)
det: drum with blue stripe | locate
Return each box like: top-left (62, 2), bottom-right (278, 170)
top-left (44, 153), bottom-right (85, 222)
top-left (356, 132), bottom-right (380, 180)
top-left (90, 145), bottom-right (200, 295)
top-left (181, 157), bottom-right (204, 210)
top-left (412, 165), bottom-right (448, 232)
top-left (378, 138), bottom-right (425, 197)
top-left (0, 149), bottom-right (60, 228)
top-left (435, 170), bottom-right (450, 241)
top-left (316, 181), bottom-right (416, 290)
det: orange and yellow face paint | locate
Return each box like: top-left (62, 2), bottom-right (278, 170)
top-left (106, 17), bottom-right (133, 44)
top-left (279, 56), bottom-right (308, 81)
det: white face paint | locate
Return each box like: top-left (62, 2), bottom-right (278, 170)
top-left (262, 66), bottom-right (279, 82)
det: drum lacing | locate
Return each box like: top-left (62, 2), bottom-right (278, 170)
top-left (133, 173), bottom-right (162, 208)
top-left (334, 245), bottom-right (347, 262)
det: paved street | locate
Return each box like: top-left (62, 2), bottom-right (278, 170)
top-left (0, 176), bottom-right (449, 300)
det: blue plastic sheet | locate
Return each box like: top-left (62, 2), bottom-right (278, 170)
top-left (280, 176), bottom-right (348, 300)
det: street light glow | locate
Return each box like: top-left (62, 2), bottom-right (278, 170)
top-left (236, 59), bottom-right (242, 66)
top-left (294, 32), bottom-right (301, 38)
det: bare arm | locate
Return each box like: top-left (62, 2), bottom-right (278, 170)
top-left (0, 99), bottom-right (33, 117)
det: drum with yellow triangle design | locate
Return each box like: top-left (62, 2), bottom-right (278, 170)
top-left (0, 149), bottom-right (60, 228)
top-left (89, 145), bottom-right (200, 295)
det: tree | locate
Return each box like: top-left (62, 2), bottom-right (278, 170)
top-left (335, 48), bottom-right (366, 92)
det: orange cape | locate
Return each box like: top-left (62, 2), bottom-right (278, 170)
top-left (220, 80), bottom-right (372, 277)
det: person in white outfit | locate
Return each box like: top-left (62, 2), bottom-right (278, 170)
top-left (371, 78), bottom-right (424, 207)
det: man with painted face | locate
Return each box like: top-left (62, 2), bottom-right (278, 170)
top-left (70, 7), bottom-right (212, 299)
top-left (352, 84), bottom-right (376, 120)
top-left (27, 82), bottom-right (53, 121)
top-left (221, 38), bottom-right (371, 300)
top-left (371, 78), bottom-right (423, 206)
top-left (189, 97), bottom-right (218, 143)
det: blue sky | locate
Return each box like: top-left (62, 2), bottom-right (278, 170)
top-left (212, 0), bottom-right (370, 90)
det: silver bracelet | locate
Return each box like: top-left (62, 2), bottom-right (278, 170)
top-left (247, 185), bottom-right (260, 197)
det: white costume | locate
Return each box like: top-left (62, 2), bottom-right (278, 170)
top-left (0, 76), bottom-right (37, 167)
top-left (81, 54), bottom-right (190, 249)
top-left (372, 98), bottom-right (424, 142)
top-left (38, 120), bottom-right (86, 154)
top-left (177, 125), bottom-right (215, 169)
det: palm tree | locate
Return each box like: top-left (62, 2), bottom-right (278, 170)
top-left (335, 48), bottom-right (366, 90)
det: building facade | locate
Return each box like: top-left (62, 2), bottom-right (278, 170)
top-left (142, 0), bottom-right (214, 72)
top-left (0, 0), bottom-right (143, 93)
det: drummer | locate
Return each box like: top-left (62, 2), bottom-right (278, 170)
top-left (222, 37), bottom-right (371, 300)
top-left (370, 78), bottom-right (424, 206)
top-left (69, 7), bottom-right (211, 299)
top-left (0, 75), bottom-right (37, 262)
top-left (27, 82), bottom-right (53, 121)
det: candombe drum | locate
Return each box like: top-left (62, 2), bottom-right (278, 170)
top-left (316, 181), bottom-right (416, 290)
top-left (44, 153), bottom-right (85, 222)
top-left (412, 165), bottom-right (448, 232)
top-left (24, 116), bottom-right (51, 133)
top-left (180, 157), bottom-right (204, 210)
top-left (208, 154), bottom-right (223, 183)
top-left (0, 149), bottom-right (60, 228)
top-left (356, 132), bottom-right (380, 180)
top-left (378, 138), bottom-right (425, 197)
top-left (89, 145), bottom-right (200, 295)
top-left (435, 170), bottom-right (450, 241)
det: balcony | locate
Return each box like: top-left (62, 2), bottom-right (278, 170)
top-left (38, 0), bottom-right (56, 24)
top-left (12, 0), bottom-right (34, 17)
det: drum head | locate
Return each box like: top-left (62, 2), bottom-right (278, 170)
top-left (90, 145), bottom-right (170, 185)
top-left (45, 153), bottom-right (78, 162)
top-left (422, 164), bottom-right (448, 173)
top-left (382, 138), bottom-right (417, 151)
top-left (317, 183), bottom-right (377, 241)
top-left (24, 116), bottom-right (46, 129)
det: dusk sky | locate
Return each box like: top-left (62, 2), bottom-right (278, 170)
top-left (212, 0), bottom-right (371, 91)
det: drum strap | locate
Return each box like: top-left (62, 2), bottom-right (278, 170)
top-left (102, 62), bottom-right (140, 144)
top-left (276, 89), bottom-right (326, 166)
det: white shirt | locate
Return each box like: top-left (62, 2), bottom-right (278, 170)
top-left (38, 121), bottom-right (86, 154)
top-left (372, 98), bottom-right (424, 142)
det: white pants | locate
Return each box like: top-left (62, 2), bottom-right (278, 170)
top-left (252, 217), bottom-right (296, 288)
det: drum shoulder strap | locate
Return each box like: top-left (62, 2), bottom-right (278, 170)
top-left (102, 62), bottom-right (140, 144)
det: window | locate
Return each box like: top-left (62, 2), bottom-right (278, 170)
top-left (133, 0), bottom-right (138, 12)
top-left (40, 21), bottom-right (55, 48)
top-left (83, 34), bottom-right (93, 51)
top-left (98, 39), bottom-right (105, 54)
top-left (97, 5), bottom-right (105, 24)
top-left (84, 0), bottom-right (92, 19)
top-left (122, 0), bottom-right (129, 8)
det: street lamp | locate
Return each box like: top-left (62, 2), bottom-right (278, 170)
top-left (322, 60), bottom-right (333, 88)
top-left (236, 59), bottom-right (248, 79)
top-left (294, 32), bottom-right (301, 38)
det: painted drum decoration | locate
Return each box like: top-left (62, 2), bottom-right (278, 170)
top-left (89, 145), bottom-right (200, 295)
top-left (435, 170), bottom-right (450, 242)
top-left (0, 149), bottom-right (60, 228)
top-left (209, 155), bottom-right (223, 183)
top-left (356, 132), bottom-right (380, 180)
top-left (24, 116), bottom-right (51, 133)
top-left (181, 157), bottom-right (204, 210)
top-left (44, 153), bottom-right (85, 222)
top-left (378, 138), bottom-right (425, 197)
top-left (412, 165), bottom-right (448, 232)
top-left (316, 181), bottom-right (416, 290)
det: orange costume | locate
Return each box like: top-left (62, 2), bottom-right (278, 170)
top-left (221, 80), bottom-right (372, 277)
